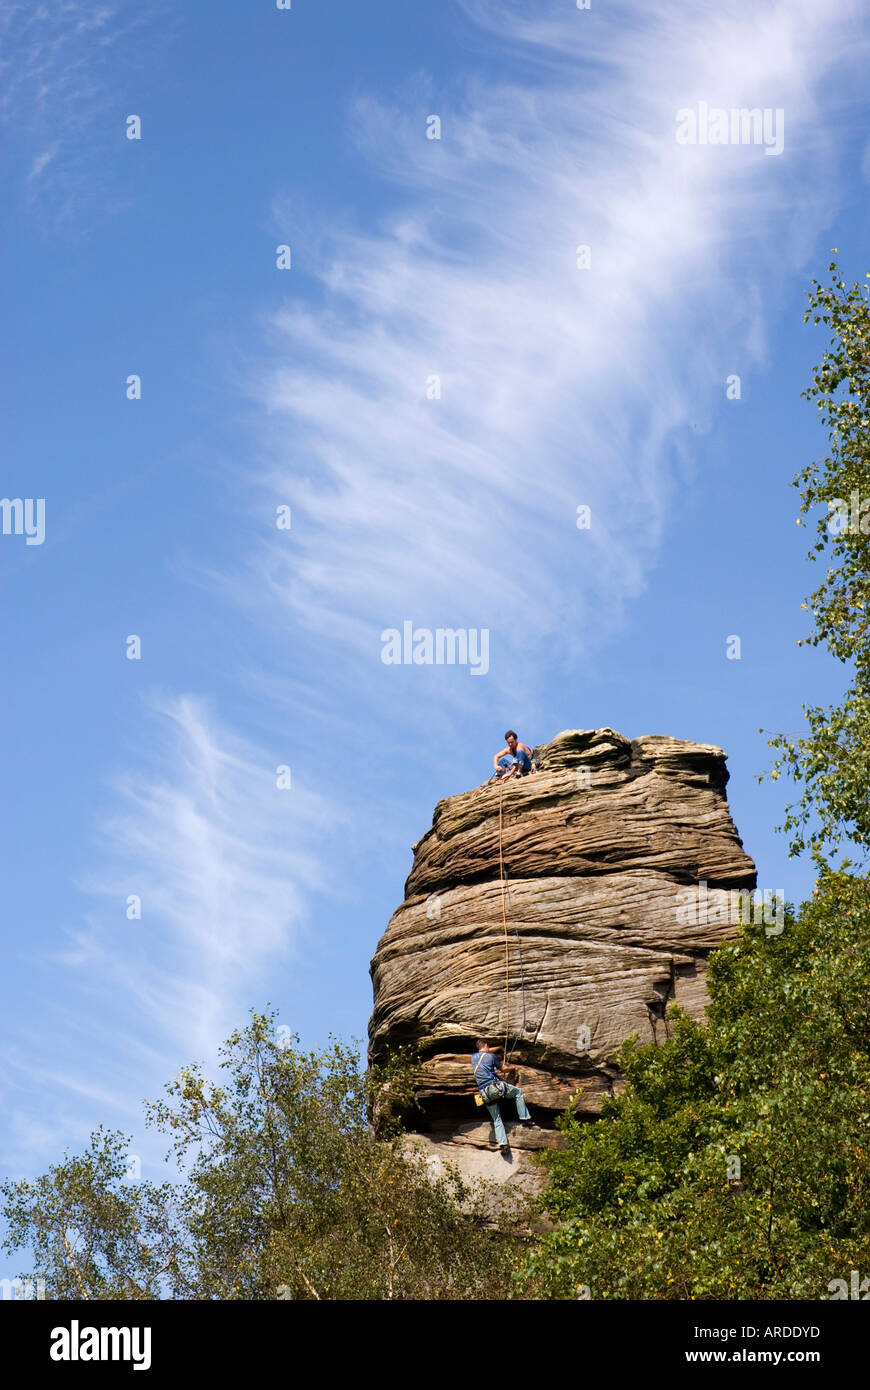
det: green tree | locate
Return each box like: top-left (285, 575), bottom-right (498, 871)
top-left (2, 1014), bottom-right (526, 1300)
top-left (0, 1127), bottom-right (179, 1300)
top-left (767, 255), bottom-right (870, 863)
top-left (515, 874), bottom-right (870, 1299)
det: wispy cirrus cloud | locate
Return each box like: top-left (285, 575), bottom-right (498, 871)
top-left (236, 0), bottom-right (866, 713)
top-left (0, 0), bottom-right (166, 219)
top-left (3, 690), bottom-right (340, 1173)
top-left (78, 691), bottom-right (338, 1059)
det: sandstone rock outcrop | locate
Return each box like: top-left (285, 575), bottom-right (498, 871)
top-left (369, 728), bottom-right (756, 1190)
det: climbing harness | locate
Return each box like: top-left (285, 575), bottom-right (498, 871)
top-left (472, 1056), bottom-right (506, 1108)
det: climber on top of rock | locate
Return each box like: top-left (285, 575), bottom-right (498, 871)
top-left (491, 730), bottom-right (537, 781)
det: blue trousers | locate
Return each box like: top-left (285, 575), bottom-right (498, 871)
top-left (493, 748), bottom-right (532, 780)
top-left (485, 1083), bottom-right (531, 1146)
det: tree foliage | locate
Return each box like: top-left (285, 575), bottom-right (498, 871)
top-left (767, 256), bottom-right (870, 863)
top-left (515, 873), bottom-right (870, 1299)
top-left (2, 1015), bottom-right (526, 1300)
top-left (1, 1128), bottom-right (178, 1300)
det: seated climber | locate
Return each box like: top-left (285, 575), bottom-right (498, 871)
top-left (491, 730), bottom-right (537, 781)
top-left (471, 1039), bottom-right (533, 1152)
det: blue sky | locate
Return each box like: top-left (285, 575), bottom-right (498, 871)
top-left (2, 0), bottom-right (869, 1193)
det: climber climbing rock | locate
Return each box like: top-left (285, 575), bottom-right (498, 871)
top-left (471, 1038), bottom-right (534, 1152)
top-left (491, 730), bottom-right (537, 781)
top-left (369, 727), bottom-right (757, 1191)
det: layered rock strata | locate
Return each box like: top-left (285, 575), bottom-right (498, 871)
top-left (369, 728), bottom-right (756, 1188)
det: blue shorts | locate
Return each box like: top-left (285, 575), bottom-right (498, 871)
top-left (492, 748), bottom-right (532, 779)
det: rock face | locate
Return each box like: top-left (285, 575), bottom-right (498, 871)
top-left (368, 728), bottom-right (756, 1191)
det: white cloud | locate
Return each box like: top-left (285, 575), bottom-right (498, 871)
top-left (3, 689), bottom-right (338, 1175)
top-left (0, 0), bottom-right (167, 221)
top-left (78, 692), bottom-right (339, 1061)
top-left (27, 143), bottom-right (58, 181)
top-left (238, 0), bottom-right (866, 713)
top-left (0, 690), bottom-right (342, 1174)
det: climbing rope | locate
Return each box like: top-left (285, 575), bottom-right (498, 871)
top-left (498, 777), bottom-right (510, 1059)
top-left (503, 868), bottom-right (529, 1063)
top-left (496, 776), bottom-right (531, 1065)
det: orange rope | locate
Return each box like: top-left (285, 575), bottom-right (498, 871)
top-left (498, 776), bottom-right (510, 1060)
